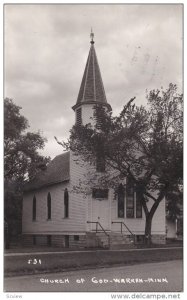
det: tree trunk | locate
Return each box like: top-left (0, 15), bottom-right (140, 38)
top-left (139, 186), bottom-right (166, 246)
top-left (144, 196), bottom-right (164, 246)
top-left (145, 215), bottom-right (153, 246)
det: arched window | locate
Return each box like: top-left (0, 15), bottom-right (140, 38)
top-left (64, 188), bottom-right (69, 218)
top-left (126, 178), bottom-right (135, 218)
top-left (32, 195), bottom-right (36, 221)
top-left (47, 192), bottom-right (51, 220)
top-left (117, 184), bottom-right (125, 218)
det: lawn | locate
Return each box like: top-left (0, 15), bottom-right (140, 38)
top-left (4, 247), bottom-right (183, 277)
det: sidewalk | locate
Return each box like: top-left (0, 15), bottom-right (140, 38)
top-left (4, 239), bottom-right (183, 254)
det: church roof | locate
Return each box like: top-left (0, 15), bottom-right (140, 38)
top-left (24, 152), bottom-right (70, 192)
top-left (72, 33), bottom-right (111, 111)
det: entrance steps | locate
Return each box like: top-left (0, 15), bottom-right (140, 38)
top-left (109, 232), bottom-right (135, 249)
top-left (86, 232), bottom-right (110, 249)
top-left (86, 231), bottom-right (136, 249)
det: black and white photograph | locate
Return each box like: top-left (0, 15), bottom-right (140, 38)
top-left (4, 3), bottom-right (183, 296)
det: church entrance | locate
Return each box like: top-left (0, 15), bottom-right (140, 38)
top-left (91, 189), bottom-right (110, 231)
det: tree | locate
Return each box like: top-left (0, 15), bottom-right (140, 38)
top-left (166, 190), bottom-right (182, 221)
top-left (61, 83), bottom-right (183, 245)
top-left (4, 98), bottom-right (50, 246)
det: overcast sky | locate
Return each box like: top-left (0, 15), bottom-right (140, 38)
top-left (4, 4), bottom-right (183, 159)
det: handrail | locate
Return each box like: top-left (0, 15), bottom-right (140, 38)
top-left (87, 221), bottom-right (110, 248)
top-left (111, 221), bottom-right (135, 243)
top-left (87, 221), bottom-right (109, 237)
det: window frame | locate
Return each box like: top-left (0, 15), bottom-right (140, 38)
top-left (32, 195), bottom-right (36, 221)
top-left (126, 186), bottom-right (135, 218)
top-left (117, 184), bottom-right (125, 218)
top-left (64, 188), bottom-right (69, 218)
top-left (116, 180), bottom-right (143, 219)
top-left (47, 192), bottom-right (51, 220)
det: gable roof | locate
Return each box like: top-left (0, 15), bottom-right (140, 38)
top-left (72, 41), bottom-right (111, 111)
top-left (24, 151), bottom-right (70, 192)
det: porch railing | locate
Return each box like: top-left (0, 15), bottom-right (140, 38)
top-left (111, 221), bottom-right (136, 244)
top-left (87, 221), bottom-right (110, 247)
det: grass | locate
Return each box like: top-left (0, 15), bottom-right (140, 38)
top-left (4, 247), bottom-right (183, 277)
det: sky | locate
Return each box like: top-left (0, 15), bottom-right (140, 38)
top-left (4, 4), bottom-right (183, 159)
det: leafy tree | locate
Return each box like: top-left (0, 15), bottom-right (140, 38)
top-left (4, 98), bottom-right (50, 246)
top-left (166, 190), bottom-right (182, 221)
top-left (61, 83), bottom-right (182, 245)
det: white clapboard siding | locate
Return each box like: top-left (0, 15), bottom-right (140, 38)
top-left (69, 151), bottom-right (90, 231)
top-left (22, 147), bottom-right (165, 236)
top-left (22, 181), bottom-right (86, 234)
top-left (22, 150), bottom-right (93, 234)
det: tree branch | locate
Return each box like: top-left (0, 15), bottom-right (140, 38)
top-left (144, 191), bottom-right (157, 202)
top-left (54, 136), bottom-right (64, 147)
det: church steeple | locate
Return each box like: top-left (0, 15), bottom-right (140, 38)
top-left (90, 28), bottom-right (94, 44)
top-left (72, 31), bottom-right (111, 112)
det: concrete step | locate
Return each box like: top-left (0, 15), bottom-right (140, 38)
top-left (110, 235), bottom-right (134, 244)
top-left (96, 233), bottom-right (135, 249)
top-left (87, 231), bottom-right (136, 249)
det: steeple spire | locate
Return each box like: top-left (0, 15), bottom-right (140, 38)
top-left (90, 28), bottom-right (94, 44)
top-left (72, 31), bottom-right (111, 111)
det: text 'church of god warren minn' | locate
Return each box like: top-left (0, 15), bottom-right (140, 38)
top-left (22, 32), bottom-right (166, 249)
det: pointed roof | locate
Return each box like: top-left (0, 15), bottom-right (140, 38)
top-left (24, 152), bottom-right (70, 192)
top-left (72, 33), bottom-right (111, 111)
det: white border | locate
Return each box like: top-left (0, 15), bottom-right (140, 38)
top-left (0, 1), bottom-right (185, 300)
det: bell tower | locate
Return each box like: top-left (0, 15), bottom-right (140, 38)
top-left (72, 30), bottom-right (112, 125)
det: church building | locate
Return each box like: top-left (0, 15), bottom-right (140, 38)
top-left (22, 32), bottom-right (166, 248)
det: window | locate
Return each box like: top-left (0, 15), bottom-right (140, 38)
top-left (92, 188), bottom-right (108, 199)
top-left (47, 235), bottom-right (51, 246)
top-left (96, 153), bottom-right (105, 172)
top-left (76, 108), bottom-right (82, 125)
top-left (136, 193), bottom-right (142, 218)
top-left (47, 192), bottom-right (51, 220)
top-left (32, 195), bottom-right (36, 221)
top-left (65, 235), bottom-right (69, 247)
top-left (117, 179), bottom-right (142, 219)
top-left (126, 179), bottom-right (135, 218)
top-left (117, 184), bottom-right (125, 218)
top-left (64, 188), bottom-right (69, 218)
top-left (74, 235), bottom-right (79, 241)
top-left (33, 235), bottom-right (36, 245)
